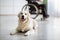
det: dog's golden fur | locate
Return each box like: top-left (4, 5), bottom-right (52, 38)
top-left (10, 11), bottom-right (38, 36)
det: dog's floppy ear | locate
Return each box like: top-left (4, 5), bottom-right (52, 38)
top-left (18, 13), bottom-right (20, 17)
top-left (18, 12), bottom-right (21, 17)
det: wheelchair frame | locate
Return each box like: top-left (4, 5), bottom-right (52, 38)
top-left (21, 0), bottom-right (49, 19)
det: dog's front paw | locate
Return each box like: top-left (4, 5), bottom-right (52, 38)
top-left (24, 32), bottom-right (30, 36)
top-left (24, 33), bottom-right (28, 36)
top-left (10, 32), bottom-right (16, 35)
top-left (10, 32), bottom-right (14, 35)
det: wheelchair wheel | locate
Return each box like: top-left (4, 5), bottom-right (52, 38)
top-left (21, 4), bottom-right (39, 19)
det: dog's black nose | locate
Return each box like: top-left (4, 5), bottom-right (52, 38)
top-left (22, 15), bottom-right (24, 18)
top-left (22, 15), bottom-right (24, 19)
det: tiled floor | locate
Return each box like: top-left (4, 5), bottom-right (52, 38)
top-left (0, 16), bottom-right (60, 40)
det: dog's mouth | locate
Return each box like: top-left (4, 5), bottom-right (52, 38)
top-left (21, 18), bottom-right (26, 21)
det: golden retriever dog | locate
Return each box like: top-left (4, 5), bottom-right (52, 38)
top-left (10, 11), bottom-right (38, 36)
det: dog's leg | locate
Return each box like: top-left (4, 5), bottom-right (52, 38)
top-left (10, 29), bottom-right (18, 35)
top-left (24, 29), bottom-right (34, 36)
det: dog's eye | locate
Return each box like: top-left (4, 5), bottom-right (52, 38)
top-left (21, 13), bottom-right (23, 14)
top-left (25, 13), bottom-right (27, 15)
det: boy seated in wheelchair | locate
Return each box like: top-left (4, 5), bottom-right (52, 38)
top-left (26, 0), bottom-right (49, 20)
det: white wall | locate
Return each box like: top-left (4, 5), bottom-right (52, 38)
top-left (0, 0), bottom-right (60, 16)
top-left (0, 0), bottom-right (27, 14)
top-left (48, 0), bottom-right (60, 17)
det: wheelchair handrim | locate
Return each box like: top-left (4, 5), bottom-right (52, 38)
top-left (21, 4), bottom-right (39, 19)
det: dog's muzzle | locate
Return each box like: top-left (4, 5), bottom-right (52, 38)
top-left (21, 15), bottom-right (24, 19)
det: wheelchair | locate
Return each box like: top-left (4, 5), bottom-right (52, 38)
top-left (21, 0), bottom-right (49, 20)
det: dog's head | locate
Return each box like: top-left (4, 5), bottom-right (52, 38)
top-left (18, 11), bottom-right (30, 21)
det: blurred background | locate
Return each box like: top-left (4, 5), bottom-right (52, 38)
top-left (0, 0), bottom-right (60, 16)
top-left (0, 0), bottom-right (60, 40)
